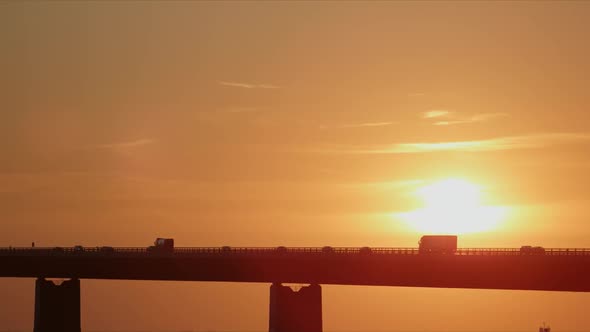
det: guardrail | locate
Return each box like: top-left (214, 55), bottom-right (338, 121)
top-left (2, 246), bottom-right (590, 256)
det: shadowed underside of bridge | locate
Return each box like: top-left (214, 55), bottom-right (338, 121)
top-left (2, 254), bottom-right (590, 292)
top-left (3, 252), bottom-right (590, 332)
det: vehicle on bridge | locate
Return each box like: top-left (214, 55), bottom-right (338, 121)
top-left (100, 246), bottom-right (115, 253)
top-left (520, 245), bottom-right (546, 255)
top-left (359, 246), bottom-right (372, 255)
top-left (147, 238), bottom-right (174, 253)
top-left (418, 235), bottom-right (458, 254)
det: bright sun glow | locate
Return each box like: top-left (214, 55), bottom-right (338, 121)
top-left (396, 178), bottom-right (507, 234)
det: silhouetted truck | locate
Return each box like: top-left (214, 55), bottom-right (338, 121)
top-left (418, 235), bottom-right (458, 254)
top-left (148, 238), bottom-right (174, 253)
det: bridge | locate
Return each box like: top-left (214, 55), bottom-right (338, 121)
top-left (3, 246), bottom-right (590, 332)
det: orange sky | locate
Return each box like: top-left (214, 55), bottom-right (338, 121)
top-left (2, 1), bottom-right (590, 331)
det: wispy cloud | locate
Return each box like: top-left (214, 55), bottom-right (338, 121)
top-left (320, 122), bottom-right (396, 130)
top-left (95, 138), bottom-right (156, 150)
top-left (423, 110), bottom-right (451, 118)
top-left (220, 107), bottom-right (265, 114)
top-left (343, 179), bottom-right (426, 189)
top-left (434, 113), bottom-right (508, 126)
top-left (218, 81), bottom-right (280, 89)
top-left (326, 133), bottom-right (590, 154)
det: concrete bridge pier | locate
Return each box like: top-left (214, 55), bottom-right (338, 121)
top-left (34, 278), bottom-right (81, 332)
top-left (269, 283), bottom-right (322, 332)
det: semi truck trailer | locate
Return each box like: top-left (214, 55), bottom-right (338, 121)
top-left (418, 235), bottom-right (458, 254)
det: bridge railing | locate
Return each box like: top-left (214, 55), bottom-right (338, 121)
top-left (3, 246), bottom-right (590, 256)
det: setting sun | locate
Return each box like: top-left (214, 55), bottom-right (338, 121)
top-left (396, 179), bottom-right (508, 235)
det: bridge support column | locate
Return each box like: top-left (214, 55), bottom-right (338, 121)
top-left (34, 278), bottom-right (81, 332)
top-left (269, 283), bottom-right (322, 332)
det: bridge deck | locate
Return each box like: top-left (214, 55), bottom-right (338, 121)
top-left (2, 246), bottom-right (590, 292)
top-left (1, 246), bottom-right (590, 256)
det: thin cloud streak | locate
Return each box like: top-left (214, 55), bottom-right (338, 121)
top-left (423, 110), bottom-right (451, 118)
top-left (328, 133), bottom-right (590, 154)
top-left (218, 81), bottom-right (280, 89)
top-left (344, 179), bottom-right (426, 189)
top-left (220, 107), bottom-right (265, 114)
top-left (95, 138), bottom-right (156, 150)
top-left (434, 113), bottom-right (508, 126)
top-left (320, 122), bottom-right (396, 129)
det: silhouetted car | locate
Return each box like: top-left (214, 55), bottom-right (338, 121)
top-left (322, 246), bottom-right (334, 254)
top-left (73, 245), bottom-right (84, 252)
top-left (100, 246), bottom-right (115, 253)
top-left (520, 245), bottom-right (546, 254)
top-left (276, 246), bottom-right (288, 253)
top-left (221, 246), bottom-right (232, 253)
top-left (359, 246), bottom-right (372, 255)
